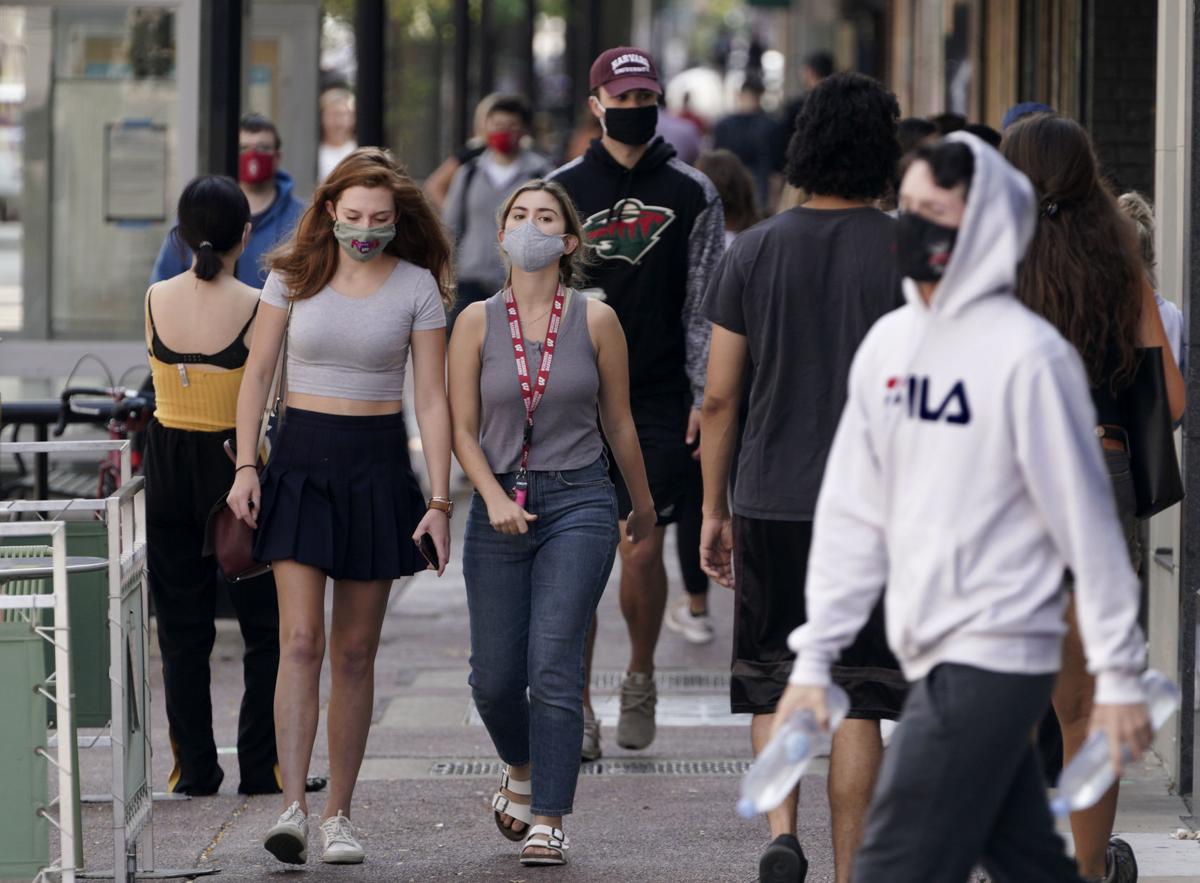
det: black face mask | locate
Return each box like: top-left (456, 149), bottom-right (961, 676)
top-left (895, 211), bottom-right (958, 282)
top-left (603, 104), bottom-right (659, 146)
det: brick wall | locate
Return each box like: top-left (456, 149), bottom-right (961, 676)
top-left (1087, 0), bottom-right (1157, 197)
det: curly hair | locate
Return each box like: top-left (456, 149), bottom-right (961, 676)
top-left (784, 72), bottom-right (899, 200)
top-left (1001, 115), bottom-right (1143, 392)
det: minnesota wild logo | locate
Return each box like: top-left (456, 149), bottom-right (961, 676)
top-left (582, 199), bottom-right (676, 265)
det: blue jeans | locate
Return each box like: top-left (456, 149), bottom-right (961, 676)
top-left (463, 456), bottom-right (619, 816)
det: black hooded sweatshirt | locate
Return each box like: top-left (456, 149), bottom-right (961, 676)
top-left (549, 137), bottom-right (724, 414)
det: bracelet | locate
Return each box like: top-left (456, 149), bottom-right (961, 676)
top-left (235, 464), bottom-right (257, 474)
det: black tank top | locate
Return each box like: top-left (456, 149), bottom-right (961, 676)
top-left (148, 296), bottom-right (257, 369)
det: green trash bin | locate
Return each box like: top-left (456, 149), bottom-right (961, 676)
top-left (0, 520), bottom-right (112, 728)
top-left (0, 540), bottom-right (89, 870)
top-left (0, 619), bottom-right (50, 879)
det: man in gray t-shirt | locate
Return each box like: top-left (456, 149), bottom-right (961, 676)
top-left (698, 72), bottom-right (907, 883)
top-left (706, 206), bottom-right (900, 518)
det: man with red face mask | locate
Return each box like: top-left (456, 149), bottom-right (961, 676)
top-left (151, 114), bottom-right (306, 286)
top-left (442, 94), bottom-right (550, 328)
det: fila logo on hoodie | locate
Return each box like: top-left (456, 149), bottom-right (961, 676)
top-left (885, 375), bottom-right (972, 425)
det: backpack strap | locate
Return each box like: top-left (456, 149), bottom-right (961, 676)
top-left (455, 156), bottom-right (481, 247)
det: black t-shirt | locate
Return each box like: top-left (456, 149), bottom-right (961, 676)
top-left (705, 206), bottom-right (902, 520)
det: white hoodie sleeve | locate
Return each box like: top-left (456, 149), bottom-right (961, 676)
top-left (1011, 351), bottom-right (1146, 705)
top-left (787, 352), bottom-right (889, 687)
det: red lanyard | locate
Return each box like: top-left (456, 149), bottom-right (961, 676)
top-left (505, 285), bottom-right (565, 506)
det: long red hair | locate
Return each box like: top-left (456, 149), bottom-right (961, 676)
top-left (269, 147), bottom-right (454, 306)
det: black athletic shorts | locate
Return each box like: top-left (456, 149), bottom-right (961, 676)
top-left (731, 515), bottom-right (907, 719)
top-left (608, 392), bottom-right (694, 526)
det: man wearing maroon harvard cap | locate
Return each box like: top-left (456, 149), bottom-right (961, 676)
top-left (548, 48), bottom-right (726, 764)
top-left (589, 47), bottom-right (663, 97)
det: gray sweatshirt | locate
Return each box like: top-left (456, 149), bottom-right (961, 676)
top-left (443, 150), bottom-right (551, 291)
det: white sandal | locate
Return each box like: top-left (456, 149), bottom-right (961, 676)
top-left (520, 824), bottom-right (569, 867)
top-left (491, 767), bottom-right (533, 842)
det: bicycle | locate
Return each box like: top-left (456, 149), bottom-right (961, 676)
top-left (53, 383), bottom-right (155, 498)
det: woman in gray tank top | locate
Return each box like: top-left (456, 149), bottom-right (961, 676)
top-left (449, 180), bottom-right (654, 867)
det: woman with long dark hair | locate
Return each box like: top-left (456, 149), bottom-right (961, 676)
top-left (227, 147), bottom-right (454, 866)
top-left (144, 175), bottom-right (281, 798)
top-left (1003, 115), bottom-right (1185, 883)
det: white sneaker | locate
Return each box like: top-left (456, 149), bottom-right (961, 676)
top-left (664, 600), bottom-right (714, 644)
top-left (320, 811), bottom-right (365, 864)
top-left (264, 801), bottom-right (309, 865)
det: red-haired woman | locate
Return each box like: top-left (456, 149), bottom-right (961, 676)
top-left (227, 147), bottom-right (453, 866)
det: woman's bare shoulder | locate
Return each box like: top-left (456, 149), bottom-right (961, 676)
top-left (584, 295), bottom-right (621, 334)
top-left (450, 299), bottom-right (488, 347)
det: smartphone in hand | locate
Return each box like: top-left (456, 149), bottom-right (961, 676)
top-left (417, 533), bottom-right (439, 570)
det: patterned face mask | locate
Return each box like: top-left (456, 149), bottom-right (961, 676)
top-left (333, 221), bottom-right (396, 262)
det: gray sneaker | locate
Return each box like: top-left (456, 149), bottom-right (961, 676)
top-left (616, 672), bottom-right (657, 750)
top-left (1103, 837), bottom-right (1137, 883)
top-left (581, 708), bottom-right (602, 761)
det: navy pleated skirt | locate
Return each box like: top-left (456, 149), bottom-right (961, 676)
top-left (252, 408), bottom-right (426, 581)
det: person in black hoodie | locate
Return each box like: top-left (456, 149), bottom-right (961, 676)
top-left (549, 46), bottom-right (725, 760)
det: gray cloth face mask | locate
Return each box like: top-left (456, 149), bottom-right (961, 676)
top-left (501, 222), bottom-right (567, 273)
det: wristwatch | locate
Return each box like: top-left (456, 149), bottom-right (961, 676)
top-left (428, 496), bottom-right (454, 518)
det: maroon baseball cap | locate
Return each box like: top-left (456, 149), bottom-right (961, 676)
top-left (589, 47), bottom-right (663, 96)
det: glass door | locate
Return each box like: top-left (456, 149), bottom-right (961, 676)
top-left (0, 0), bottom-right (199, 342)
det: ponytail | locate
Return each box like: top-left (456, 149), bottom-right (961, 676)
top-left (192, 240), bottom-right (222, 281)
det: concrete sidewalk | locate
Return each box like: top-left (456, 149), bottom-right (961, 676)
top-left (65, 499), bottom-right (1199, 882)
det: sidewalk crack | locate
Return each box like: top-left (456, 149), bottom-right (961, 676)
top-left (196, 795), bottom-right (251, 864)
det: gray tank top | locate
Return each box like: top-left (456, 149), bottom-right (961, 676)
top-left (479, 289), bottom-right (604, 473)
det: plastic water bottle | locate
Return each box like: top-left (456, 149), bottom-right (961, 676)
top-left (1050, 669), bottom-right (1180, 817)
top-left (737, 684), bottom-right (851, 818)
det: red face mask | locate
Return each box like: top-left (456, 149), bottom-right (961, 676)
top-left (487, 131), bottom-right (518, 155)
top-left (239, 150), bottom-right (276, 185)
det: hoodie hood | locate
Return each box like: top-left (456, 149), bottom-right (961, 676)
top-left (904, 132), bottom-right (1036, 318)
top-left (585, 136), bottom-right (677, 226)
top-left (256, 168), bottom-right (298, 223)
top-left (585, 135), bottom-right (676, 177)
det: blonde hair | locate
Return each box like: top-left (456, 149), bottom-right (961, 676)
top-left (1116, 191), bottom-right (1157, 288)
top-left (495, 179), bottom-right (595, 289)
top-left (319, 87), bottom-right (354, 112)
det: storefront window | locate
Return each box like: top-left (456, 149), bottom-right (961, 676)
top-left (943, 0), bottom-right (982, 118)
top-left (0, 6), bottom-right (24, 334)
top-left (48, 7), bottom-right (177, 338)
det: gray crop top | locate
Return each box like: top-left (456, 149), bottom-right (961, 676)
top-left (479, 289), bottom-right (605, 473)
top-left (260, 261), bottom-right (445, 401)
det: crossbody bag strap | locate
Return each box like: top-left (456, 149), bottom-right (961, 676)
top-left (257, 299), bottom-right (293, 457)
top-left (454, 157), bottom-right (480, 247)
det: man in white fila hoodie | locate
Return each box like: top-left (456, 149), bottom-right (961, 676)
top-left (774, 132), bottom-right (1151, 883)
